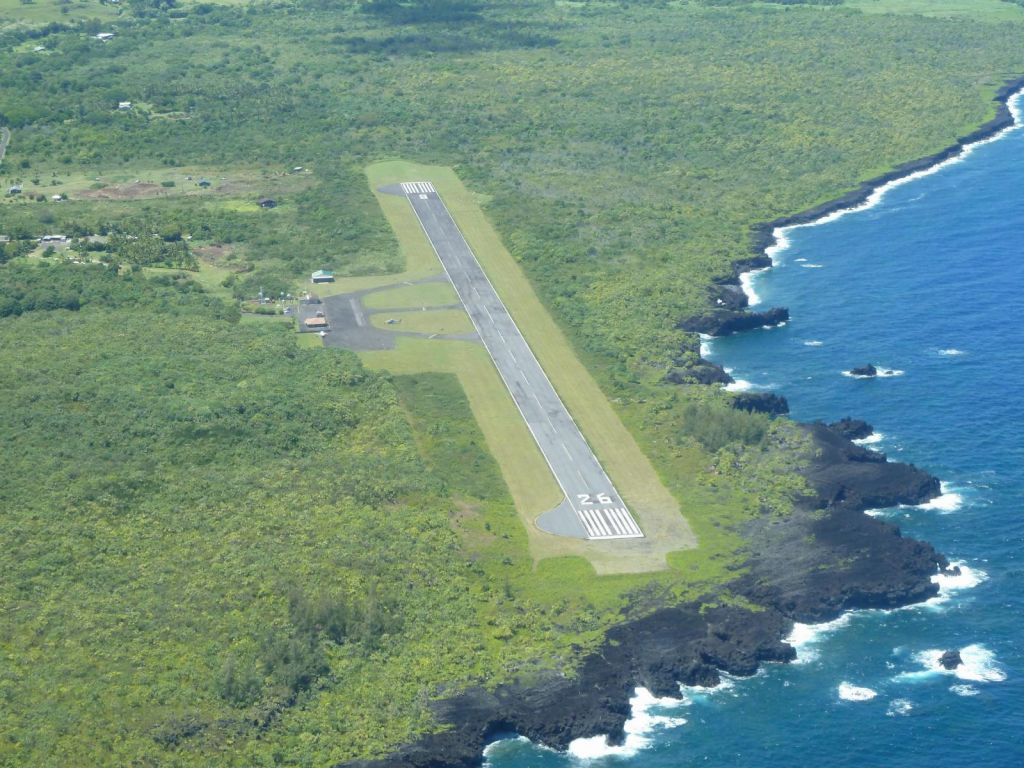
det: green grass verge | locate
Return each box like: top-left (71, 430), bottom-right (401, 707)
top-left (361, 280), bottom-right (459, 309)
top-left (359, 161), bottom-right (695, 574)
top-left (368, 307), bottom-right (474, 335)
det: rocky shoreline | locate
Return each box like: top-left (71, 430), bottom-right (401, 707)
top-left (346, 419), bottom-right (948, 768)
top-left (344, 75), bottom-right (1024, 768)
top-left (681, 76), bottom-right (1024, 339)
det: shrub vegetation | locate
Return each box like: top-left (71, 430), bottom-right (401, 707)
top-left (2, 0), bottom-right (1023, 763)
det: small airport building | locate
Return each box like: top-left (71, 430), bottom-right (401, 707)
top-left (311, 269), bottom-right (334, 284)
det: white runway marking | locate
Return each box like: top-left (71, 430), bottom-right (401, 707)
top-left (401, 181), bottom-right (436, 195)
top-left (577, 507), bottom-right (642, 540)
top-left (400, 181), bottom-right (644, 542)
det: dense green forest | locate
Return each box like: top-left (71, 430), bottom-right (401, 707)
top-left (2, 0), bottom-right (1023, 764)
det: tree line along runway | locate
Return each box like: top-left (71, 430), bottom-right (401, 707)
top-left (394, 180), bottom-right (643, 541)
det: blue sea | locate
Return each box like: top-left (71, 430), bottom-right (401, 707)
top-left (486, 92), bottom-right (1024, 767)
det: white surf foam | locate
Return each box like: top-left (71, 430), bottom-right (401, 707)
top-left (939, 348), bottom-right (966, 356)
top-left (482, 735), bottom-right (535, 764)
top-left (900, 644), bottom-right (1007, 684)
top-left (916, 483), bottom-right (964, 513)
top-left (853, 432), bottom-right (885, 446)
top-left (794, 257), bottom-right (807, 262)
top-left (886, 699), bottom-right (913, 717)
top-left (765, 230), bottom-right (790, 264)
top-left (931, 561), bottom-right (987, 595)
top-left (800, 263), bottom-right (824, 269)
top-left (838, 682), bottom-right (877, 701)
top-left (950, 684), bottom-right (980, 697)
top-left (760, 90), bottom-right (1022, 262)
top-left (566, 687), bottom-right (687, 760)
top-left (784, 614), bottom-right (852, 663)
top-left (740, 267), bottom-right (770, 307)
top-left (724, 379), bottom-right (754, 392)
top-left (803, 340), bottom-right (823, 346)
top-left (679, 672), bottom-right (742, 700)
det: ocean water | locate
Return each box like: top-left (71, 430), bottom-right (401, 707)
top-left (485, 92), bottom-right (1024, 767)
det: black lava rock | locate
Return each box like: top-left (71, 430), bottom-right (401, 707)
top-left (665, 359), bottom-right (733, 386)
top-left (940, 650), bottom-right (963, 670)
top-left (828, 418), bottom-right (874, 441)
top-left (732, 392), bottom-right (790, 416)
top-left (677, 307), bottom-right (789, 337)
top-left (849, 364), bottom-right (877, 377)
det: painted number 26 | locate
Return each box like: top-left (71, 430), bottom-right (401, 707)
top-left (578, 492), bottom-right (612, 506)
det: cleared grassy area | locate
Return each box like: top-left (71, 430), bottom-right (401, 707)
top-left (362, 280), bottom-right (459, 310)
top-left (369, 308), bottom-right (474, 335)
top-left (1, 164), bottom-right (311, 204)
top-left (305, 165), bottom-right (446, 298)
top-left (359, 161), bottom-right (695, 573)
top-left (0, 0), bottom-right (120, 28)
top-left (845, 0), bottom-right (1024, 21)
top-left (0, 0), bottom-right (250, 29)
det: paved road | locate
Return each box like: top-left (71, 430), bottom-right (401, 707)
top-left (400, 181), bottom-right (642, 540)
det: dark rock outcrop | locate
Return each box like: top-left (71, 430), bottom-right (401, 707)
top-left (345, 73), bottom-right (1024, 768)
top-left (342, 605), bottom-right (795, 768)
top-left (709, 282), bottom-right (749, 311)
top-left (737, 424), bottom-right (945, 622)
top-left (731, 391), bottom-right (789, 416)
top-left (665, 358), bottom-right (733, 386)
top-left (940, 650), bottom-right (963, 670)
top-left (849, 363), bottom-right (877, 378)
top-left (678, 306), bottom-right (789, 337)
top-left (798, 422), bottom-right (940, 510)
top-left (828, 417), bottom-right (873, 441)
top-left (750, 76), bottom-right (1024, 260)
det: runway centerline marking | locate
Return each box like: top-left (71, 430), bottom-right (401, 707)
top-left (400, 181), bottom-right (643, 541)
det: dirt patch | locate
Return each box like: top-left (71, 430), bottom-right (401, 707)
top-left (77, 182), bottom-right (168, 201)
top-left (192, 243), bottom-right (234, 261)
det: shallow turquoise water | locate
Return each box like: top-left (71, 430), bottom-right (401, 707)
top-left (486, 93), bottom-right (1024, 767)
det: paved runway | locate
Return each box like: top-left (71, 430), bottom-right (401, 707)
top-left (400, 181), bottom-right (642, 540)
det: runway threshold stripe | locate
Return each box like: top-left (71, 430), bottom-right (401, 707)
top-left (584, 509), bottom-right (609, 537)
top-left (603, 510), bottom-right (625, 535)
top-left (608, 508), bottom-right (631, 535)
top-left (614, 510), bottom-right (634, 535)
top-left (578, 511), bottom-right (599, 537)
top-left (614, 508), bottom-right (641, 536)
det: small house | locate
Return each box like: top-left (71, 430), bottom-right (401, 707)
top-left (7, 185), bottom-right (22, 196)
top-left (95, 32), bottom-right (115, 41)
top-left (257, 198), bottom-right (277, 209)
top-left (292, 166), bottom-right (304, 173)
top-left (33, 46), bottom-right (45, 53)
top-left (197, 178), bottom-right (211, 188)
top-left (304, 316), bottom-right (328, 328)
top-left (118, 101), bottom-right (132, 111)
top-left (311, 270), bottom-right (334, 284)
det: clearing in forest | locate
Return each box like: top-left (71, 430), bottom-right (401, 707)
top-left (317, 160), bottom-right (695, 574)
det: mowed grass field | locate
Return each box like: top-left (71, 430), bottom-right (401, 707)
top-left (0, 162), bottom-right (311, 204)
top-left (843, 0), bottom-right (1024, 22)
top-left (356, 160), bottom-right (695, 574)
top-left (0, 0), bottom-right (251, 30)
top-left (362, 280), bottom-right (459, 309)
top-left (368, 308), bottom-right (474, 335)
